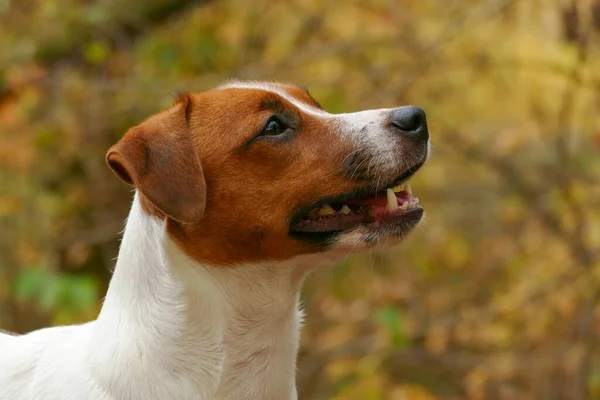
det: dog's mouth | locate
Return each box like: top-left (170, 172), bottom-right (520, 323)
top-left (290, 164), bottom-right (424, 235)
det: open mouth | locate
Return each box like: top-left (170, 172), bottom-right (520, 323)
top-left (290, 175), bottom-right (423, 235)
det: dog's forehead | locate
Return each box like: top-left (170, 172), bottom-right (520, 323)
top-left (215, 81), bottom-right (327, 117)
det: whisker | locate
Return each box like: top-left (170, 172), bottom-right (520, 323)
top-left (349, 157), bottom-right (369, 183)
top-left (342, 149), bottom-right (362, 166)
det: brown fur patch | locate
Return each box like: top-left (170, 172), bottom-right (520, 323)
top-left (110, 84), bottom-right (359, 266)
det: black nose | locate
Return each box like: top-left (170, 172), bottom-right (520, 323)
top-left (390, 106), bottom-right (429, 142)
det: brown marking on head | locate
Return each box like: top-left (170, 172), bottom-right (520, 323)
top-left (108, 83), bottom-right (359, 266)
top-left (166, 85), bottom-right (358, 266)
top-left (108, 82), bottom-right (430, 266)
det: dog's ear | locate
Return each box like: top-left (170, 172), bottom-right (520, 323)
top-left (106, 95), bottom-right (206, 223)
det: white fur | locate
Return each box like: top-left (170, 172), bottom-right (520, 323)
top-left (219, 81), bottom-right (331, 117)
top-left (0, 194), bottom-right (337, 400)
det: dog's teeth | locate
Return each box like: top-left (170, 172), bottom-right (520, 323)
top-left (318, 204), bottom-right (336, 216)
top-left (400, 202), bottom-right (409, 210)
top-left (404, 183), bottom-right (412, 195)
top-left (340, 205), bottom-right (351, 215)
top-left (406, 199), bottom-right (418, 209)
top-left (386, 188), bottom-right (399, 211)
top-left (414, 197), bottom-right (419, 204)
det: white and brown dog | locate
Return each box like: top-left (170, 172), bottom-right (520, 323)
top-left (0, 81), bottom-right (429, 400)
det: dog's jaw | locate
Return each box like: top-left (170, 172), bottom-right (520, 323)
top-left (88, 193), bottom-right (310, 400)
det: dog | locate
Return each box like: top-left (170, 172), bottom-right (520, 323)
top-left (0, 81), bottom-right (429, 400)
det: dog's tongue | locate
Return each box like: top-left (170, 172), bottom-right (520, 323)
top-left (347, 190), bottom-right (413, 206)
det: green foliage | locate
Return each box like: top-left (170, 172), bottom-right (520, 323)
top-left (375, 307), bottom-right (408, 350)
top-left (84, 41), bottom-right (111, 64)
top-left (14, 268), bottom-right (99, 316)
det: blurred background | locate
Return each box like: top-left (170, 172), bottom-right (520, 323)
top-left (1, 0), bottom-right (600, 398)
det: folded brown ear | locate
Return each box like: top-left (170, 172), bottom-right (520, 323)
top-left (106, 102), bottom-right (206, 223)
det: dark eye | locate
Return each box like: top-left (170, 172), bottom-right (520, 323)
top-left (261, 116), bottom-right (287, 136)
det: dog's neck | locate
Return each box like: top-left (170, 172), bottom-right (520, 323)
top-left (90, 195), bottom-right (311, 400)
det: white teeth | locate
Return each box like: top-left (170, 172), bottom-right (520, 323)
top-left (340, 205), bottom-right (351, 215)
top-left (386, 188), bottom-right (399, 211)
top-left (404, 183), bottom-right (412, 195)
top-left (399, 198), bottom-right (420, 210)
top-left (318, 204), bottom-right (336, 216)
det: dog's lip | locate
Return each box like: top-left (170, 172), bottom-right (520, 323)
top-left (291, 205), bottom-right (424, 233)
top-left (289, 159), bottom-right (426, 228)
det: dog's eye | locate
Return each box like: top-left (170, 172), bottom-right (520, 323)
top-left (261, 116), bottom-right (287, 136)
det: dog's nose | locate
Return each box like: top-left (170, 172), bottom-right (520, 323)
top-left (390, 106), bottom-right (429, 143)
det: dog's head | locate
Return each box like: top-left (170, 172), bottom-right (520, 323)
top-left (107, 82), bottom-right (429, 266)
